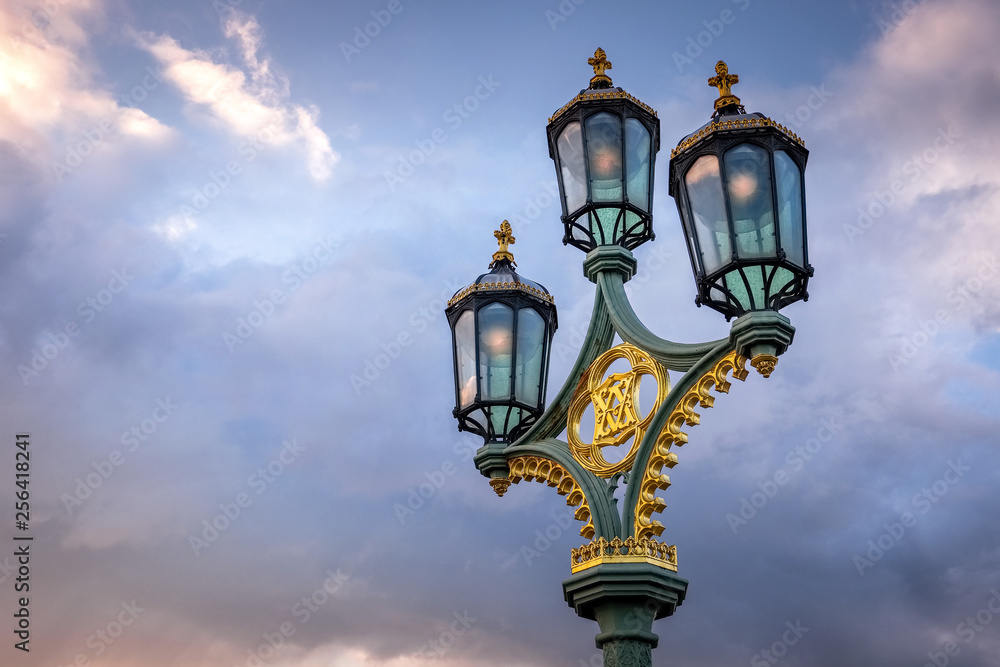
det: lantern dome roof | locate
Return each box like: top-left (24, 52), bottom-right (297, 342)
top-left (447, 221), bottom-right (555, 308)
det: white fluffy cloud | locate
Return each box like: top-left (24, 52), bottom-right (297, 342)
top-left (0, 0), bottom-right (172, 175)
top-left (138, 12), bottom-right (338, 182)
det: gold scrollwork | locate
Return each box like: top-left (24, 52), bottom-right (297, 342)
top-left (567, 344), bottom-right (670, 478)
top-left (633, 351), bottom-right (748, 541)
top-left (507, 456), bottom-right (595, 539)
top-left (570, 536), bottom-right (677, 573)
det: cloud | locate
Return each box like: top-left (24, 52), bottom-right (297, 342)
top-left (137, 12), bottom-right (338, 182)
top-left (0, 0), bottom-right (172, 174)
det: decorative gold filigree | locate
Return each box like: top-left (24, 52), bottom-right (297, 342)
top-left (491, 220), bottom-right (516, 268)
top-left (489, 478), bottom-right (511, 497)
top-left (567, 344), bottom-right (670, 478)
top-left (588, 47), bottom-right (613, 87)
top-left (633, 352), bottom-right (749, 540)
top-left (548, 89), bottom-right (658, 125)
top-left (708, 60), bottom-right (740, 110)
top-left (508, 455), bottom-right (595, 539)
top-left (447, 281), bottom-right (555, 308)
top-left (570, 536), bottom-right (677, 573)
top-left (670, 116), bottom-right (804, 158)
top-left (750, 354), bottom-right (778, 378)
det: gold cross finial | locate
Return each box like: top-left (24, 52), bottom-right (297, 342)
top-left (490, 220), bottom-right (516, 267)
top-left (707, 60), bottom-right (741, 110)
top-left (588, 47), bottom-right (613, 87)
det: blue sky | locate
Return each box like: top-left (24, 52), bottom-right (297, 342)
top-left (2, 0), bottom-right (1000, 665)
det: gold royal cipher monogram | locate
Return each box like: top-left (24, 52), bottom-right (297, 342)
top-left (567, 344), bottom-right (670, 477)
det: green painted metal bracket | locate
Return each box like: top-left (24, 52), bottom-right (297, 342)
top-left (585, 246), bottom-right (726, 372)
top-left (620, 340), bottom-right (734, 537)
top-left (479, 243), bottom-right (796, 545)
top-left (511, 287), bottom-right (616, 445)
top-left (506, 438), bottom-right (622, 538)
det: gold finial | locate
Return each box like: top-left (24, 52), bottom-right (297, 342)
top-left (489, 478), bottom-right (511, 497)
top-left (588, 47), bottom-right (613, 87)
top-left (708, 60), bottom-right (741, 111)
top-left (490, 220), bottom-right (516, 267)
top-left (750, 354), bottom-right (778, 378)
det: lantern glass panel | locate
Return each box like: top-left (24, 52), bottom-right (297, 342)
top-left (585, 112), bottom-right (623, 202)
top-left (454, 309), bottom-right (476, 408)
top-left (557, 122), bottom-right (587, 213)
top-left (625, 118), bottom-right (651, 212)
top-left (774, 150), bottom-right (805, 268)
top-left (685, 154), bottom-right (730, 274)
top-left (724, 143), bottom-right (775, 260)
top-left (478, 302), bottom-right (514, 400)
top-left (514, 307), bottom-right (545, 406)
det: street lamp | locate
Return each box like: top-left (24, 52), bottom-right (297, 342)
top-left (669, 60), bottom-right (813, 322)
top-left (447, 50), bottom-right (811, 667)
top-left (445, 221), bottom-right (558, 450)
top-left (547, 47), bottom-right (660, 252)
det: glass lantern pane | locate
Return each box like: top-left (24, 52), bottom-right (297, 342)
top-left (774, 150), bottom-right (805, 267)
top-left (585, 112), bottom-right (623, 202)
top-left (724, 143), bottom-right (775, 260)
top-left (590, 208), bottom-right (619, 245)
top-left (455, 309), bottom-right (476, 408)
top-left (557, 122), bottom-right (587, 213)
top-left (770, 266), bottom-right (795, 301)
top-left (625, 118), bottom-right (651, 212)
top-left (478, 302), bottom-right (513, 400)
top-left (685, 155), bottom-right (730, 274)
top-left (514, 307), bottom-right (545, 407)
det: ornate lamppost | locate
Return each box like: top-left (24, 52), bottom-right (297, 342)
top-left (446, 51), bottom-right (812, 667)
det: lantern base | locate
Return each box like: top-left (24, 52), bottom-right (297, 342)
top-left (729, 311), bottom-right (795, 365)
top-left (583, 245), bottom-right (637, 283)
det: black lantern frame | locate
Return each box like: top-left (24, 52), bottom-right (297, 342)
top-left (546, 50), bottom-right (660, 253)
top-left (669, 82), bottom-right (813, 320)
top-left (446, 252), bottom-right (558, 444)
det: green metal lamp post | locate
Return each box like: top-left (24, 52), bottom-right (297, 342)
top-left (446, 50), bottom-right (811, 667)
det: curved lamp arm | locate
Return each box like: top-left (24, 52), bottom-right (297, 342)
top-left (512, 287), bottom-right (616, 445)
top-left (584, 247), bottom-right (726, 372)
top-left (621, 340), bottom-right (736, 537)
top-left (506, 438), bottom-right (623, 539)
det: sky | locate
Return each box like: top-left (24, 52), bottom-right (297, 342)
top-left (1, 0), bottom-right (1000, 665)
